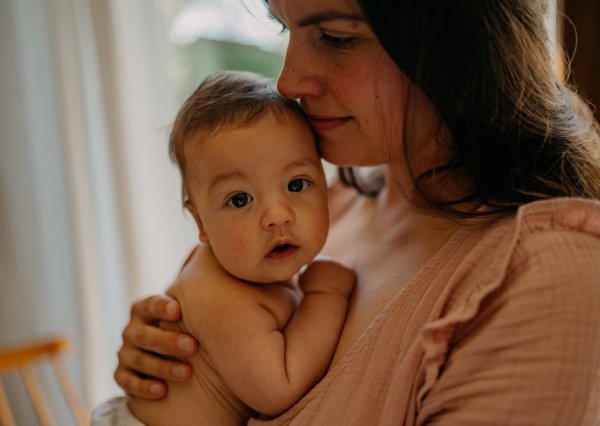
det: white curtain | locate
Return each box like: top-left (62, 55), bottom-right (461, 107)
top-left (0, 0), bottom-right (196, 421)
top-left (0, 0), bottom-right (560, 422)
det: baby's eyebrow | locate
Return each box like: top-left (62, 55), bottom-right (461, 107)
top-left (283, 158), bottom-right (322, 173)
top-left (208, 171), bottom-right (246, 192)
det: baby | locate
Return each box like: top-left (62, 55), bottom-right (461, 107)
top-left (92, 71), bottom-right (354, 425)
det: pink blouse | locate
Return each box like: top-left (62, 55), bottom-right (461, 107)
top-left (249, 198), bottom-right (600, 425)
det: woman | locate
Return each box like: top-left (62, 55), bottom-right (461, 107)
top-left (115, 0), bottom-right (600, 423)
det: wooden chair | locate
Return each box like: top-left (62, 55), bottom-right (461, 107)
top-left (0, 336), bottom-right (89, 426)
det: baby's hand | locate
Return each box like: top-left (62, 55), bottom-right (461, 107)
top-left (299, 258), bottom-right (355, 299)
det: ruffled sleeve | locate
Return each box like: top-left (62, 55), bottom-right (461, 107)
top-left (417, 199), bottom-right (600, 425)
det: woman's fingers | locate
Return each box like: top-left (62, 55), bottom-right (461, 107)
top-left (114, 294), bottom-right (198, 399)
top-left (132, 294), bottom-right (181, 322)
top-left (126, 294), bottom-right (198, 357)
top-left (114, 363), bottom-right (169, 399)
top-left (117, 343), bottom-right (193, 381)
top-left (122, 322), bottom-right (197, 357)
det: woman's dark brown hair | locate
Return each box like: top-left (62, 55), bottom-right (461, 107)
top-left (353, 0), bottom-right (600, 217)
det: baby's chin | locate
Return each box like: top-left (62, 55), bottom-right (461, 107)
top-left (233, 268), bottom-right (300, 285)
top-left (228, 260), bottom-right (306, 285)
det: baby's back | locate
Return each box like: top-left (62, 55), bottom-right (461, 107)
top-left (129, 322), bottom-right (254, 425)
top-left (129, 246), bottom-right (298, 425)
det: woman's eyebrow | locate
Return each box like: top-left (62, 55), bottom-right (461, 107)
top-left (297, 11), bottom-right (366, 27)
top-left (268, 8), bottom-right (365, 27)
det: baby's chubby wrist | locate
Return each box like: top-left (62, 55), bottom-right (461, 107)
top-left (299, 258), bottom-right (356, 299)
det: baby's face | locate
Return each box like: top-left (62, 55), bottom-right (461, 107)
top-left (185, 112), bottom-right (329, 283)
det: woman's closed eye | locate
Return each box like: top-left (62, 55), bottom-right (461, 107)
top-left (226, 192), bottom-right (253, 208)
top-left (320, 32), bottom-right (357, 48)
top-left (288, 178), bottom-right (312, 193)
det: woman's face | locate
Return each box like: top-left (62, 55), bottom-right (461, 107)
top-left (269, 0), bottom-right (410, 167)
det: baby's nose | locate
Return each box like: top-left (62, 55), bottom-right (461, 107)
top-left (261, 202), bottom-right (295, 230)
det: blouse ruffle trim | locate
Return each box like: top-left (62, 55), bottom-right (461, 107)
top-left (416, 197), bottom-right (600, 409)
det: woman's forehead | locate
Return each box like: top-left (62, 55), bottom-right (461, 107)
top-left (267, 0), bottom-right (363, 25)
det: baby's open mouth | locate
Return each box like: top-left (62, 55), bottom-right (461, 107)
top-left (267, 243), bottom-right (298, 260)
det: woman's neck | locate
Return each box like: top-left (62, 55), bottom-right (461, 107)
top-left (375, 166), bottom-right (461, 246)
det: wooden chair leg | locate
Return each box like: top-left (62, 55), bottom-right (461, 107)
top-left (0, 381), bottom-right (16, 426)
top-left (20, 364), bottom-right (55, 426)
top-left (50, 358), bottom-right (90, 425)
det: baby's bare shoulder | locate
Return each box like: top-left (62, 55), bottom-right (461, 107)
top-left (168, 271), bottom-right (298, 343)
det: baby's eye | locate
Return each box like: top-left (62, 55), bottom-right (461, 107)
top-left (321, 32), bottom-right (357, 48)
top-left (226, 192), bottom-right (253, 208)
top-left (288, 178), bottom-right (311, 193)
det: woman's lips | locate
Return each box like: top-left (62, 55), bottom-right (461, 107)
top-left (307, 114), bottom-right (351, 132)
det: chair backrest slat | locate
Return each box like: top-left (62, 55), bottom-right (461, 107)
top-left (50, 357), bottom-right (90, 425)
top-left (20, 364), bottom-right (55, 426)
top-left (0, 381), bottom-right (17, 426)
top-left (0, 336), bottom-right (89, 425)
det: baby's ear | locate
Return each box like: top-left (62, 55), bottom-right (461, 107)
top-left (184, 201), bottom-right (210, 245)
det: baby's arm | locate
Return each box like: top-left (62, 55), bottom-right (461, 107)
top-left (174, 248), bottom-right (354, 416)
top-left (236, 259), bottom-right (354, 415)
top-left (277, 260), bottom-right (354, 393)
top-left (257, 259), bottom-right (355, 414)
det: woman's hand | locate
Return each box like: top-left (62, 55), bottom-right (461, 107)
top-left (114, 294), bottom-right (198, 399)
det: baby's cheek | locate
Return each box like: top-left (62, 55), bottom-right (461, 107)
top-left (228, 231), bottom-right (255, 253)
top-left (214, 232), bottom-right (257, 274)
top-left (211, 223), bottom-right (251, 252)
top-left (307, 205), bottom-right (330, 242)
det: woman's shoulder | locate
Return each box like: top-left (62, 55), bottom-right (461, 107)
top-left (418, 198), bottom-right (600, 424)
top-left (468, 197), bottom-right (600, 265)
top-left (443, 197), bottom-right (600, 327)
top-left (514, 197), bottom-right (600, 239)
top-left (421, 197), bottom-right (600, 347)
top-left (507, 197), bottom-right (600, 288)
top-left (503, 197), bottom-right (600, 292)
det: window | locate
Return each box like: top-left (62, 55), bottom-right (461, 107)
top-left (159, 0), bottom-right (288, 103)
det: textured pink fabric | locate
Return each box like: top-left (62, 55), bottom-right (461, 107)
top-left (249, 198), bottom-right (600, 425)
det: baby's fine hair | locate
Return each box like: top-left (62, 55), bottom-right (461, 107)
top-left (169, 70), bottom-right (307, 180)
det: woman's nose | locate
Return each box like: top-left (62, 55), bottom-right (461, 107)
top-left (261, 201), bottom-right (295, 230)
top-left (277, 39), bottom-right (324, 101)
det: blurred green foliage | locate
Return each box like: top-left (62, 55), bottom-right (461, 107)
top-left (172, 38), bottom-right (284, 103)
